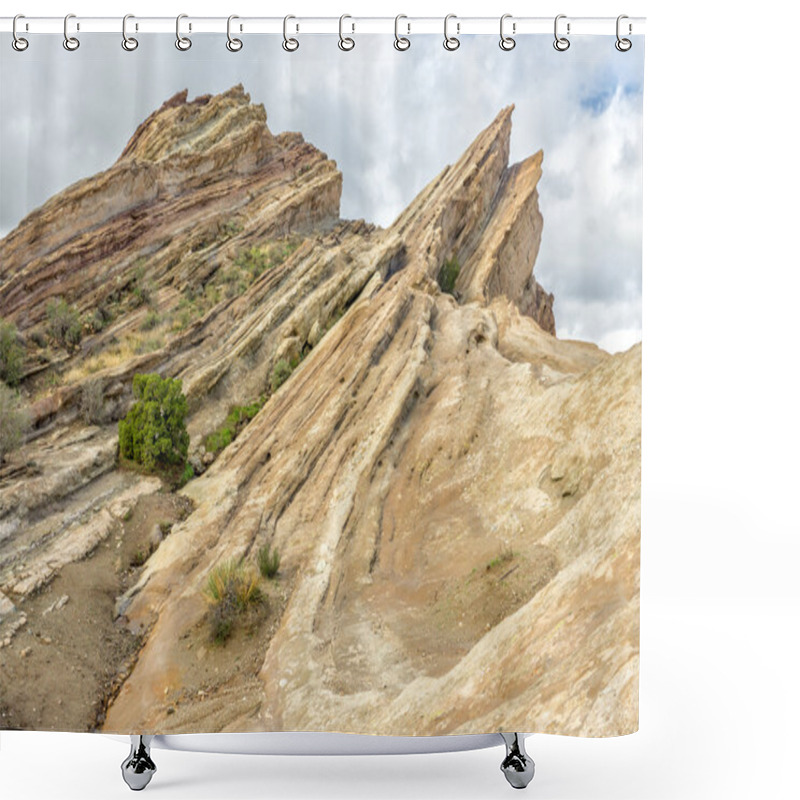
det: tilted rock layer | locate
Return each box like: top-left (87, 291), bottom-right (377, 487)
top-left (0, 87), bottom-right (639, 737)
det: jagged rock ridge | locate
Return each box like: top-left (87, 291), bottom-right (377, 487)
top-left (0, 87), bottom-right (638, 738)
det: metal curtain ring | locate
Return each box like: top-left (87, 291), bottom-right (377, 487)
top-left (283, 15), bottom-right (299, 51)
top-left (615, 15), bottom-right (632, 51)
top-left (338, 14), bottom-right (355, 51)
top-left (226, 15), bottom-right (243, 51)
top-left (553, 14), bottom-right (570, 51)
top-left (176, 14), bottom-right (192, 51)
top-left (12, 14), bottom-right (29, 51)
top-left (394, 14), bottom-right (410, 51)
top-left (499, 14), bottom-right (515, 51)
top-left (63, 13), bottom-right (80, 51)
top-left (443, 14), bottom-right (460, 51)
top-left (122, 14), bottom-right (139, 51)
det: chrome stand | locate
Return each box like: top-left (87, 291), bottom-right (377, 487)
top-left (121, 735), bottom-right (157, 791)
top-left (116, 731), bottom-right (531, 790)
top-left (500, 732), bottom-right (535, 789)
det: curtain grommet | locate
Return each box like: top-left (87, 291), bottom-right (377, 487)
top-left (444, 14), bottom-right (460, 51)
top-left (175, 14), bottom-right (192, 51)
top-left (283, 15), bottom-right (299, 52)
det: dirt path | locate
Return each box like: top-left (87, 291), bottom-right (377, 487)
top-left (0, 491), bottom-right (192, 731)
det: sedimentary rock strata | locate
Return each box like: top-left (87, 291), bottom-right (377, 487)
top-left (0, 86), bottom-right (639, 737)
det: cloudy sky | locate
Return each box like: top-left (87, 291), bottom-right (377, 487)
top-left (0, 34), bottom-right (643, 351)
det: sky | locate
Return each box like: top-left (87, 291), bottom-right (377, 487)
top-left (0, 34), bottom-right (644, 351)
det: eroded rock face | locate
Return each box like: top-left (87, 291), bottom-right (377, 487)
top-left (0, 87), bottom-right (639, 738)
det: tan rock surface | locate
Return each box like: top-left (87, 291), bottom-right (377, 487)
top-left (0, 87), bottom-right (639, 737)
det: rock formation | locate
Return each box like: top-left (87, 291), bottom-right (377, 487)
top-left (0, 86), bottom-right (639, 738)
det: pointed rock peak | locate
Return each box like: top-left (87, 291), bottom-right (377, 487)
top-left (390, 105), bottom-right (517, 263)
top-left (118, 84), bottom-right (271, 164)
top-left (458, 104), bottom-right (515, 168)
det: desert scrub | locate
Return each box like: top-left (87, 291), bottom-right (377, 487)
top-left (118, 373), bottom-right (189, 471)
top-left (204, 397), bottom-right (265, 454)
top-left (130, 263), bottom-right (156, 309)
top-left (437, 256), bottom-right (461, 295)
top-left (0, 318), bottom-right (24, 386)
top-left (46, 297), bottom-right (82, 349)
top-left (204, 560), bottom-right (264, 644)
top-left (486, 545), bottom-right (514, 572)
top-left (0, 382), bottom-right (30, 463)
top-left (219, 267), bottom-right (249, 299)
top-left (140, 310), bottom-right (162, 331)
top-left (131, 332), bottom-right (164, 355)
top-left (79, 378), bottom-right (106, 424)
top-left (257, 545), bottom-right (281, 579)
top-left (270, 358), bottom-right (296, 393)
top-left (219, 219), bottom-right (243, 240)
top-left (234, 238), bottom-right (301, 279)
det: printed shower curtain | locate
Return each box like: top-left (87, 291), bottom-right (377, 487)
top-left (0, 25), bottom-right (643, 739)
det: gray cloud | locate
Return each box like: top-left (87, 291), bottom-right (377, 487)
top-left (0, 33), bottom-right (643, 350)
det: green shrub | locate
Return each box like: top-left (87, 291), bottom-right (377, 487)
top-left (46, 297), bottom-right (82, 349)
top-left (270, 359), bottom-right (293, 393)
top-left (0, 382), bottom-right (30, 463)
top-left (257, 546), bottom-right (280, 579)
top-left (0, 319), bottom-right (24, 387)
top-left (204, 397), bottom-right (265, 454)
top-left (204, 560), bottom-right (264, 644)
top-left (118, 373), bottom-right (189, 471)
top-left (437, 256), bottom-right (461, 295)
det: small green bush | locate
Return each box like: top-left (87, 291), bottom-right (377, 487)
top-left (204, 560), bottom-right (264, 644)
top-left (0, 319), bottom-right (24, 387)
top-left (0, 381), bottom-right (30, 463)
top-left (118, 373), bottom-right (189, 472)
top-left (257, 546), bottom-right (281, 579)
top-left (271, 359), bottom-right (293, 393)
top-left (204, 397), bottom-right (265, 455)
top-left (437, 256), bottom-right (461, 295)
top-left (46, 297), bottom-right (82, 349)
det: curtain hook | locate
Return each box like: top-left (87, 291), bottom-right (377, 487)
top-left (338, 14), bottom-right (355, 51)
top-left (63, 13), bottom-right (80, 51)
top-left (226, 14), bottom-right (243, 51)
top-left (553, 14), bottom-right (570, 51)
top-left (283, 15), bottom-right (299, 51)
top-left (122, 14), bottom-right (139, 51)
top-left (394, 14), bottom-right (410, 51)
top-left (499, 14), bottom-right (516, 51)
top-left (615, 15), bottom-right (632, 51)
top-left (12, 14), bottom-right (29, 51)
top-left (443, 13), bottom-right (460, 51)
top-left (176, 14), bottom-right (192, 51)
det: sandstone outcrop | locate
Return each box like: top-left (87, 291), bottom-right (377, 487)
top-left (0, 87), bottom-right (639, 738)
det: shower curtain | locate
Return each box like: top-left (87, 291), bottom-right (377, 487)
top-left (0, 24), bottom-right (643, 739)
